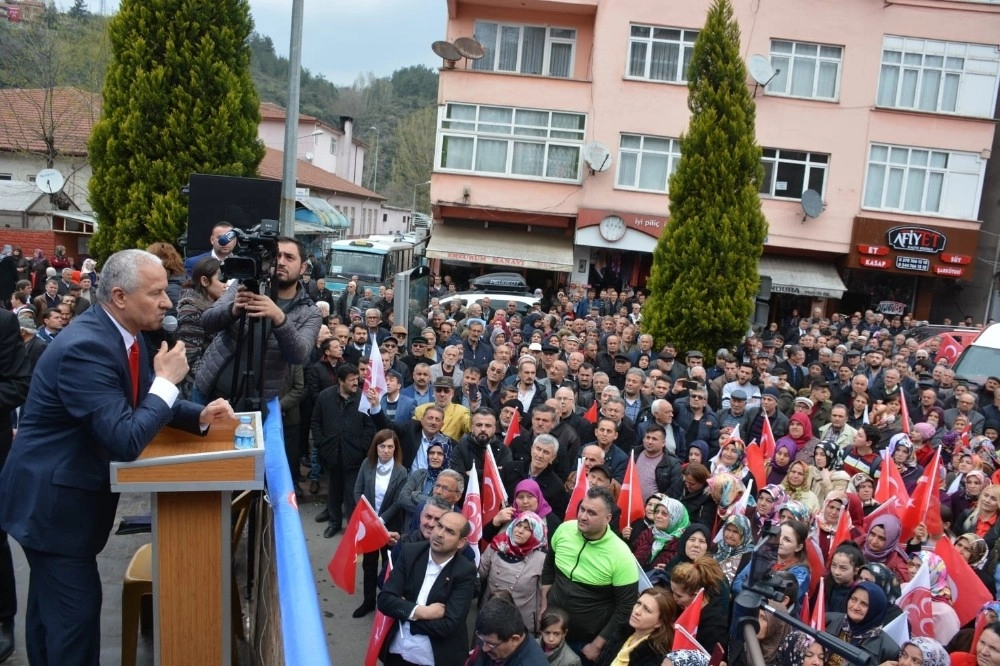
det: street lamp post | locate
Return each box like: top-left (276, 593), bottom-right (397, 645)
top-left (411, 180), bottom-right (431, 231)
top-left (279, 0), bottom-right (305, 238)
top-left (370, 126), bottom-right (380, 192)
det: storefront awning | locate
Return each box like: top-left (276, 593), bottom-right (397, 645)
top-left (426, 225), bottom-right (574, 272)
top-left (758, 256), bottom-right (847, 299)
top-left (295, 197), bottom-right (349, 229)
top-left (294, 220), bottom-right (339, 236)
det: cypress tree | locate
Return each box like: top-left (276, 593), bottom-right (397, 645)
top-left (88, 0), bottom-right (264, 260)
top-left (642, 0), bottom-right (767, 355)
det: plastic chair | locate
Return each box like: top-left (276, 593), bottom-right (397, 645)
top-left (121, 490), bottom-right (255, 666)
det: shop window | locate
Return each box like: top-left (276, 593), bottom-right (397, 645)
top-left (759, 149), bottom-right (828, 200)
top-left (876, 35), bottom-right (1000, 119)
top-left (862, 143), bottom-right (984, 219)
top-left (766, 40), bottom-right (842, 102)
top-left (626, 25), bottom-right (698, 84)
top-left (472, 22), bottom-right (576, 78)
top-left (437, 103), bottom-right (585, 183)
top-left (616, 133), bottom-right (681, 193)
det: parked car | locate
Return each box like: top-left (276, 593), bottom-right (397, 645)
top-left (953, 323), bottom-right (1000, 388)
top-left (901, 325), bottom-right (980, 365)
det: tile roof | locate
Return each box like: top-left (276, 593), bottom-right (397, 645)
top-left (0, 87), bottom-right (100, 156)
top-left (258, 147), bottom-right (385, 200)
top-left (259, 101), bottom-right (317, 123)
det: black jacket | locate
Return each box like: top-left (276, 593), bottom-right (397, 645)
top-left (652, 452), bottom-right (684, 498)
top-left (310, 387), bottom-right (376, 470)
top-left (595, 628), bottom-right (668, 666)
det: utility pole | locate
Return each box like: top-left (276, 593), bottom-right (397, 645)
top-left (279, 0), bottom-right (305, 237)
top-left (370, 126), bottom-right (380, 192)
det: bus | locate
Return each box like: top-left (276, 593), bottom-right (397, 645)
top-left (325, 238), bottom-right (418, 295)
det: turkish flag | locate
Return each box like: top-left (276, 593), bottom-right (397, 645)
top-left (799, 591), bottom-right (811, 623)
top-left (565, 458), bottom-right (589, 522)
top-left (745, 442), bottom-right (767, 491)
top-left (875, 455), bottom-right (909, 506)
top-left (481, 446), bottom-right (508, 525)
top-left (937, 333), bottom-right (965, 366)
top-left (805, 537), bottom-right (826, 597)
top-left (811, 578), bottom-right (826, 631)
top-left (863, 496), bottom-right (900, 532)
top-left (503, 411), bottom-right (520, 446)
top-left (328, 496), bottom-right (390, 594)
top-left (897, 559), bottom-right (934, 638)
top-left (672, 588), bottom-right (709, 654)
top-left (364, 557), bottom-right (396, 666)
top-left (830, 506), bottom-right (853, 558)
top-left (463, 462), bottom-right (483, 562)
top-left (901, 448), bottom-right (942, 541)
top-left (934, 536), bottom-right (993, 626)
top-left (584, 401), bottom-right (599, 424)
top-left (760, 411), bottom-right (776, 460)
top-left (618, 452), bottom-right (645, 530)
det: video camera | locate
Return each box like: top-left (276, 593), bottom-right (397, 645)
top-left (218, 219), bottom-right (280, 292)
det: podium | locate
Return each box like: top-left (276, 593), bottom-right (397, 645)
top-left (110, 412), bottom-right (265, 666)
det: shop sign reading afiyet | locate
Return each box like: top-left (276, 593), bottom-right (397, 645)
top-left (886, 226), bottom-right (947, 254)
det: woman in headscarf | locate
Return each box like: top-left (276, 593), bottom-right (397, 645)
top-left (662, 650), bottom-right (708, 666)
top-left (777, 500), bottom-right (810, 524)
top-left (715, 514), bottom-right (754, 583)
top-left (754, 608), bottom-right (793, 664)
top-left (712, 437), bottom-right (752, 488)
top-left (787, 412), bottom-right (820, 464)
top-left (767, 438), bottom-right (797, 486)
top-left (858, 562), bottom-right (904, 624)
top-left (707, 472), bottom-right (747, 532)
top-left (814, 491), bottom-right (857, 557)
top-left (774, 631), bottom-right (825, 666)
top-left (907, 551), bottom-right (961, 646)
top-left (850, 473), bottom-right (879, 516)
top-left (956, 532), bottom-right (995, 596)
top-left (910, 420), bottom-right (936, 464)
top-left (809, 440), bottom-right (847, 504)
top-left (685, 440), bottom-right (710, 469)
top-left (479, 511), bottom-right (548, 634)
top-left (862, 515), bottom-right (911, 583)
top-left (952, 469), bottom-right (991, 527)
top-left (483, 478), bottom-right (557, 541)
top-left (888, 433), bottom-right (924, 494)
top-left (679, 464), bottom-right (716, 528)
top-left (397, 439), bottom-right (453, 524)
top-left (750, 484), bottom-right (788, 537)
top-left (664, 523), bottom-right (712, 578)
top-left (780, 460), bottom-right (819, 514)
top-left (825, 581), bottom-right (899, 665)
top-left (897, 638), bottom-right (950, 666)
top-left (633, 497), bottom-right (689, 573)
top-left (623, 492), bottom-right (665, 549)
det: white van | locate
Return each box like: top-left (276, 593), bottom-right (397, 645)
top-left (952, 323), bottom-right (1000, 388)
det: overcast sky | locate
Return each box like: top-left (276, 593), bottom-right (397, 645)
top-left (83, 0), bottom-right (448, 86)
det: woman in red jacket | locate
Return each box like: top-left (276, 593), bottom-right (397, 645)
top-left (861, 514), bottom-right (911, 583)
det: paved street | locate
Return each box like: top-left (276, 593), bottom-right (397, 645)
top-left (2, 485), bottom-right (369, 666)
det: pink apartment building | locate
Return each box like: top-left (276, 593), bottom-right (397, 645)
top-left (425, 0), bottom-right (1000, 322)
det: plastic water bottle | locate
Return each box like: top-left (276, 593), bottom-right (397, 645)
top-left (234, 415), bottom-right (255, 450)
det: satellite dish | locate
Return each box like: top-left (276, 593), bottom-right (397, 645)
top-left (748, 54), bottom-right (777, 86)
top-left (582, 141), bottom-right (612, 173)
top-left (432, 41), bottom-right (462, 68)
top-left (801, 189), bottom-right (824, 221)
top-left (35, 168), bottom-right (65, 194)
top-left (454, 37), bottom-right (486, 60)
top-left (304, 152), bottom-right (314, 161)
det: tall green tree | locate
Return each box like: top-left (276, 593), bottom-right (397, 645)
top-left (642, 0), bottom-right (767, 354)
top-left (88, 0), bottom-right (264, 259)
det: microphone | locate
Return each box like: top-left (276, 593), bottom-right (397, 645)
top-left (162, 315), bottom-right (179, 349)
top-left (216, 229), bottom-right (239, 247)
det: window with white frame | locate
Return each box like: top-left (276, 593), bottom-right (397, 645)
top-left (759, 149), bottom-right (828, 200)
top-left (437, 103), bottom-right (585, 182)
top-left (766, 40), bottom-right (842, 101)
top-left (863, 143), bottom-right (984, 219)
top-left (472, 21), bottom-right (576, 78)
top-left (616, 134), bottom-right (681, 192)
top-left (329, 138), bottom-right (337, 155)
top-left (876, 36), bottom-right (1000, 118)
top-left (626, 25), bottom-right (698, 83)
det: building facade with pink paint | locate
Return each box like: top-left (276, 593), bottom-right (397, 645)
top-left (426, 0), bottom-right (1000, 321)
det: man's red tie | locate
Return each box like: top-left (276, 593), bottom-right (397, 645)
top-left (129, 339), bottom-right (140, 406)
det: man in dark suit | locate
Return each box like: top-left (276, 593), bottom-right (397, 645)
top-left (0, 249), bottom-right (235, 666)
top-left (0, 309), bottom-right (31, 661)
top-left (377, 511), bottom-right (478, 666)
top-left (183, 221), bottom-right (234, 276)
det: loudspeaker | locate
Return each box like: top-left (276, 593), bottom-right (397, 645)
top-left (184, 174), bottom-right (282, 256)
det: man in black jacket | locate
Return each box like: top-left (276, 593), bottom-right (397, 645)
top-left (310, 363), bottom-right (376, 538)
top-left (449, 408), bottom-right (512, 496)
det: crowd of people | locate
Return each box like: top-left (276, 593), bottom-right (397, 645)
top-left (6, 237), bottom-right (1000, 666)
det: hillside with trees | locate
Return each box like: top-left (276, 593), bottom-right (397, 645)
top-left (0, 9), bottom-right (438, 213)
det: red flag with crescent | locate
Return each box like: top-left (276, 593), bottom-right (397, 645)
top-left (328, 496), bottom-right (390, 594)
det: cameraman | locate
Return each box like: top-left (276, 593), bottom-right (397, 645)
top-left (195, 237), bottom-right (322, 404)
